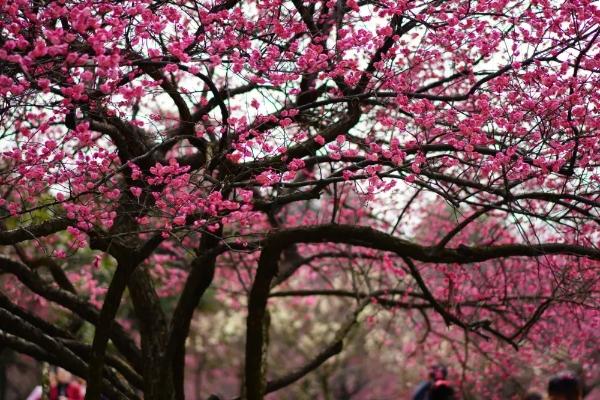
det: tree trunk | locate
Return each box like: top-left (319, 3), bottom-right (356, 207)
top-left (128, 268), bottom-right (174, 400)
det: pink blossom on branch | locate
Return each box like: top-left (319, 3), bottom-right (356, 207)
top-left (0, 0), bottom-right (598, 399)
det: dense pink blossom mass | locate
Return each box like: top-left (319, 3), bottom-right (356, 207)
top-left (0, 0), bottom-right (599, 399)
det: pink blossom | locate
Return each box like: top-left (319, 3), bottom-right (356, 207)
top-left (130, 187), bottom-right (142, 197)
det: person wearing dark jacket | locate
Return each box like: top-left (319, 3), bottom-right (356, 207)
top-left (429, 380), bottom-right (456, 400)
top-left (524, 392), bottom-right (543, 400)
top-left (412, 364), bottom-right (448, 400)
top-left (548, 372), bottom-right (583, 400)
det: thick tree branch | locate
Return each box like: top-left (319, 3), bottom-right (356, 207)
top-left (244, 239), bottom-right (281, 400)
top-left (167, 230), bottom-right (223, 400)
top-left (85, 259), bottom-right (138, 400)
top-left (85, 235), bottom-right (163, 400)
top-left (0, 218), bottom-right (71, 245)
top-left (263, 224), bottom-right (600, 264)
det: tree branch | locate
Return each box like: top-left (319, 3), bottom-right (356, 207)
top-left (0, 256), bottom-right (142, 370)
top-left (0, 218), bottom-right (71, 245)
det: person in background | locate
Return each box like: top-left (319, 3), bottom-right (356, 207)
top-left (412, 364), bottom-right (449, 400)
top-left (524, 392), bottom-right (543, 400)
top-left (74, 376), bottom-right (87, 397)
top-left (548, 372), bottom-right (584, 400)
top-left (26, 367), bottom-right (83, 400)
top-left (49, 367), bottom-right (84, 400)
top-left (428, 380), bottom-right (456, 400)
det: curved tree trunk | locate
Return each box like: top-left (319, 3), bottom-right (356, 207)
top-left (128, 267), bottom-right (174, 400)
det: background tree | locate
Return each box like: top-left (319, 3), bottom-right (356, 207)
top-left (0, 0), bottom-right (599, 399)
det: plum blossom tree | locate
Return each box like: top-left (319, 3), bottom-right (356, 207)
top-left (0, 0), bottom-right (599, 399)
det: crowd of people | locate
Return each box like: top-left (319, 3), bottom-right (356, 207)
top-left (412, 364), bottom-right (587, 400)
top-left (23, 363), bottom-right (586, 399)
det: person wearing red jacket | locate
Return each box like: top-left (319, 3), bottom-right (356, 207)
top-left (49, 367), bottom-right (84, 400)
top-left (27, 367), bottom-right (84, 400)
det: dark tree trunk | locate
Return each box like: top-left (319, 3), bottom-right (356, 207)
top-left (128, 268), bottom-right (174, 400)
